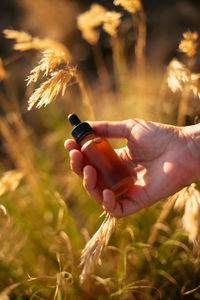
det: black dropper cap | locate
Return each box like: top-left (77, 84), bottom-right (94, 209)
top-left (68, 114), bottom-right (95, 144)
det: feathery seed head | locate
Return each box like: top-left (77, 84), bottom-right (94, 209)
top-left (167, 58), bottom-right (190, 93)
top-left (77, 4), bottom-right (106, 45)
top-left (27, 68), bottom-right (75, 110)
top-left (79, 214), bottom-right (117, 284)
top-left (113, 0), bottom-right (142, 13)
top-left (103, 11), bottom-right (122, 37)
top-left (175, 184), bottom-right (200, 243)
top-left (3, 29), bottom-right (71, 61)
top-left (179, 31), bottom-right (199, 57)
top-left (0, 170), bottom-right (24, 197)
top-left (26, 48), bottom-right (69, 85)
top-left (190, 73), bottom-right (200, 99)
top-left (77, 4), bottom-right (122, 44)
top-left (3, 29), bottom-right (32, 43)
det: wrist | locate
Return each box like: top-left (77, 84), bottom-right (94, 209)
top-left (181, 123), bottom-right (200, 180)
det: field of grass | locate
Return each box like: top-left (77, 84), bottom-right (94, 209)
top-left (0, 1), bottom-right (200, 299)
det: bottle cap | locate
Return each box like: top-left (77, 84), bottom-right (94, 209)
top-left (68, 114), bottom-right (95, 144)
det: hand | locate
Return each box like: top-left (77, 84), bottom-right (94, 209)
top-left (65, 119), bottom-right (196, 218)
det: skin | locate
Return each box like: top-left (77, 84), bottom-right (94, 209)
top-left (65, 119), bottom-right (200, 218)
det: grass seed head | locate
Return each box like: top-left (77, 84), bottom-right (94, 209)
top-left (0, 170), bottom-right (24, 197)
top-left (179, 31), bottom-right (199, 57)
top-left (79, 214), bottom-right (117, 284)
top-left (26, 48), bottom-right (69, 85)
top-left (103, 11), bottom-right (122, 38)
top-left (27, 68), bottom-right (75, 110)
top-left (175, 184), bottom-right (200, 244)
top-left (113, 0), bottom-right (142, 13)
top-left (167, 58), bottom-right (190, 93)
top-left (190, 73), bottom-right (200, 99)
top-left (77, 4), bottom-right (122, 44)
top-left (3, 29), bottom-right (71, 61)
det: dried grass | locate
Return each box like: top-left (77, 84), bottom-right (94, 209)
top-left (113, 0), bottom-right (142, 13)
top-left (3, 29), bottom-right (71, 61)
top-left (174, 184), bottom-right (200, 243)
top-left (27, 68), bottom-right (75, 110)
top-left (79, 214), bottom-right (117, 284)
top-left (179, 31), bottom-right (199, 57)
top-left (77, 4), bottom-right (121, 45)
top-left (0, 170), bottom-right (24, 197)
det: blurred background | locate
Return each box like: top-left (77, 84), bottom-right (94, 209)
top-left (0, 0), bottom-right (200, 299)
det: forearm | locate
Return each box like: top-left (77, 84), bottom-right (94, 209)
top-left (182, 123), bottom-right (200, 180)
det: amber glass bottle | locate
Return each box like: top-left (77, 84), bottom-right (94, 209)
top-left (68, 114), bottom-right (134, 196)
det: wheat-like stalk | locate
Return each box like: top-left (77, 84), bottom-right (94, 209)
top-left (77, 4), bottom-right (122, 45)
top-left (174, 183), bottom-right (200, 244)
top-left (179, 31), bottom-right (198, 57)
top-left (0, 169), bottom-right (24, 197)
top-left (79, 213), bottom-right (117, 284)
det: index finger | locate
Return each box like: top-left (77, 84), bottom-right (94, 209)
top-left (88, 120), bottom-right (131, 139)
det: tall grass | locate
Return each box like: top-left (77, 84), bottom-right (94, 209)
top-left (0, 0), bottom-right (200, 299)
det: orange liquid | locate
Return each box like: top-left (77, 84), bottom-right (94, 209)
top-left (80, 135), bottom-right (134, 196)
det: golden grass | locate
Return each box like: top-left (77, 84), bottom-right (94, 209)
top-left (113, 0), bottom-right (142, 13)
top-left (0, 170), bottom-right (24, 197)
top-left (77, 4), bottom-right (122, 45)
top-left (175, 184), bottom-right (200, 244)
top-left (3, 29), bottom-right (71, 60)
top-left (179, 31), bottom-right (199, 57)
top-left (79, 214), bottom-right (117, 284)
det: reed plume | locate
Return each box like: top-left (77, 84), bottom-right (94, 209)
top-left (0, 170), bottom-right (24, 197)
top-left (77, 4), bottom-right (122, 45)
top-left (79, 213), bottom-right (117, 284)
top-left (174, 184), bottom-right (200, 244)
top-left (27, 69), bottom-right (75, 110)
top-left (167, 58), bottom-right (190, 93)
top-left (4, 29), bottom-right (94, 116)
top-left (113, 0), bottom-right (142, 13)
top-left (179, 31), bottom-right (198, 57)
top-left (3, 29), bottom-right (71, 60)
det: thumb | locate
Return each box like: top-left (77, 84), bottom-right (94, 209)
top-left (88, 120), bottom-right (131, 139)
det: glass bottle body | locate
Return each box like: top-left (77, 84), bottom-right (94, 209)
top-left (80, 134), bottom-right (134, 196)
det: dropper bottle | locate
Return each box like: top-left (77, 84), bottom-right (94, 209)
top-left (68, 114), bottom-right (134, 197)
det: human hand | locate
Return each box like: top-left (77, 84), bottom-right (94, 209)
top-left (65, 119), bottom-right (197, 218)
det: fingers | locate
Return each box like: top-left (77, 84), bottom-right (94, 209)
top-left (89, 120), bottom-right (131, 139)
top-left (83, 166), bottom-right (102, 204)
top-left (69, 149), bottom-right (84, 177)
top-left (64, 139), bottom-right (81, 151)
